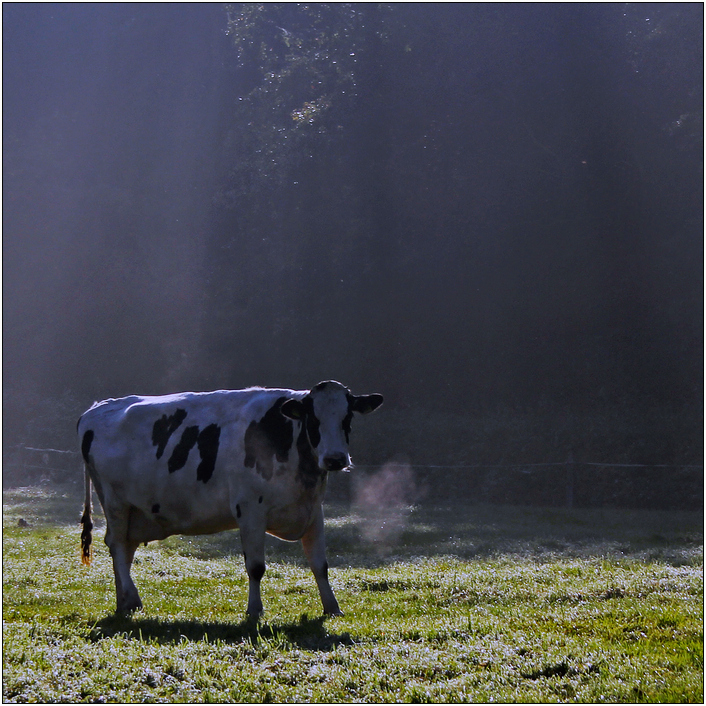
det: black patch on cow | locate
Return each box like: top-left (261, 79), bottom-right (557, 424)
top-left (258, 496), bottom-right (263, 504)
top-left (152, 408), bottom-right (187, 459)
top-left (168, 425), bottom-right (199, 473)
top-left (236, 504), bottom-right (241, 518)
top-left (244, 397), bottom-right (293, 481)
top-left (342, 409), bottom-right (354, 444)
top-left (250, 562), bottom-right (266, 583)
top-left (151, 503), bottom-right (160, 514)
top-left (296, 420), bottom-right (323, 490)
top-left (81, 429), bottom-right (94, 464)
top-left (304, 397), bottom-right (322, 448)
top-left (196, 423), bottom-right (220, 483)
top-left (164, 422), bottom-right (220, 483)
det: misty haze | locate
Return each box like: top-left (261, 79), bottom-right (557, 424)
top-left (4, 3), bottom-right (701, 510)
top-left (3, 4), bottom-right (703, 702)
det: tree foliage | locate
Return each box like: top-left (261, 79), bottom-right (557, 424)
top-left (3, 4), bottom-right (701, 477)
top-left (220, 3), bottom-right (393, 202)
top-left (210, 3), bottom-right (702, 410)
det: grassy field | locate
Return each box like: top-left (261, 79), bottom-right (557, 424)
top-left (3, 483), bottom-right (703, 703)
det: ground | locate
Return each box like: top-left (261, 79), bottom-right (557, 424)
top-left (3, 483), bottom-right (703, 703)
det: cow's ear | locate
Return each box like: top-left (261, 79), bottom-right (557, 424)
top-left (280, 398), bottom-right (306, 421)
top-left (350, 393), bottom-right (383, 415)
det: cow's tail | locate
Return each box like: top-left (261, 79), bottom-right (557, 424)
top-left (80, 464), bottom-right (93, 566)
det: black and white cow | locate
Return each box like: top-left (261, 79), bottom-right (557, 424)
top-left (78, 381), bottom-right (383, 616)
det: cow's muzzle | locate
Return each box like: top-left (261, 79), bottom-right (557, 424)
top-left (322, 453), bottom-right (349, 472)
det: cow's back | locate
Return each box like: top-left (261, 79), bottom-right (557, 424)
top-left (79, 388), bottom-right (301, 447)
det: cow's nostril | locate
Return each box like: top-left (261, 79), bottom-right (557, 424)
top-left (323, 454), bottom-right (347, 471)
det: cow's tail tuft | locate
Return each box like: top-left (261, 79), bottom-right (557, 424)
top-left (80, 464), bottom-right (93, 566)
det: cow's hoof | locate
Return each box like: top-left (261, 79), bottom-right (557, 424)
top-left (116, 599), bottom-right (143, 615)
top-left (324, 608), bottom-right (344, 617)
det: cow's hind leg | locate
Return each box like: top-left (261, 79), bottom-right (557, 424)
top-left (104, 505), bottom-right (142, 614)
top-left (302, 506), bottom-right (342, 616)
top-left (110, 539), bottom-right (142, 613)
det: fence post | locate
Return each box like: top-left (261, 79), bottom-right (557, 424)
top-left (565, 452), bottom-right (575, 508)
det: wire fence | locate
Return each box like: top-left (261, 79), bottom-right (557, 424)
top-left (4, 446), bottom-right (703, 511)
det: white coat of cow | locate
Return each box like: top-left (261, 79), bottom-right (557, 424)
top-left (78, 380), bottom-right (383, 616)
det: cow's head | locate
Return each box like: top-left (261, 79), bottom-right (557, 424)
top-left (280, 381), bottom-right (383, 471)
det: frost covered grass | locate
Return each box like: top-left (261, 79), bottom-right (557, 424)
top-left (3, 484), bottom-right (703, 702)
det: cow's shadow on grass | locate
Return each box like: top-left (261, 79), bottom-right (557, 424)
top-left (86, 612), bottom-right (354, 651)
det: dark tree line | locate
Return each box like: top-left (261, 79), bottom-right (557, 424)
top-left (2, 3), bottom-right (702, 496)
top-left (206, 3), bottom-right (702, 411)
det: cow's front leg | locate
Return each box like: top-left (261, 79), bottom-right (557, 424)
top-left (236, 501), bottom-right (267, 616)
top-left (302, 505), bottom-right (342, 616)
